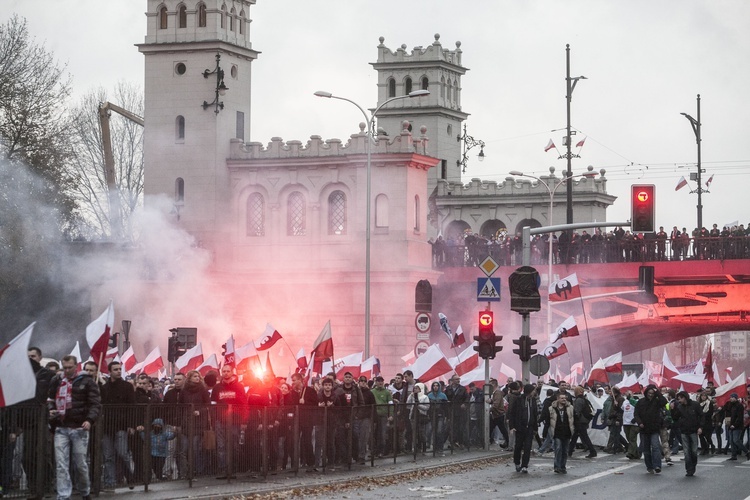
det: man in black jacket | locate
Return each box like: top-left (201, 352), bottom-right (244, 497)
top-left (100, 361), bottom-right (136, 489)
top-left (508, 384), bottom-right (538, 473)
top-left (635, 384), bottom-right (668, 474)
top-left (48, 355), bottom-right (101, 500)
top-left (671, 391), bottom-right (703, 476)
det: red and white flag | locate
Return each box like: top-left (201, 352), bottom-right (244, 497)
top-left (121, 346), bottom-right (137, 374)
top-left (86, 300), bottom-right (115, 374)
top-left (360, 356), bottom-right (381, 380)
top-left (499, 362), bottom-right (517, 381)
top-left (543, 338), bottom-right (568, 360)
top-left (222, 335), bottom-right (236, 367)
top-left (725, 366), bottom-right (733, 385)
top-left (449, 342), bottom-right (480, 376)
top-left (637, 369), bottom-right (650, 391)
top-left (140, 346), bottom-right (164, 376)
top-left (587, 358), bottom-right (608, 385)
top-left (705, 174), bottom-right (714, 188)
top-left (401, 349), bottom-right (416, 367)
top-left (175, 342), bottom-right (204, 373)
top-left (549, 316), bottom-right (579, 344)
top-left (255, 324), bottom-right (283, 351)
top-left (330, 352), bottom-right (363, 380)
top-left (661, 350), bottom-right (679, 380)
top-left (615, 372), bottom-right (640, 393)
top-left (312, 321), bottom-right (334, 372)
top-left (264, 352), bottom-right (276, 380)
top-left (702, 345), bottom-right (714, 384)
top-left (70, 341), bottom-right (83, 372)
top-left (549, 273), bottom-right (581, 302)
top-left (575, 137), bottom-right (586, 148)
top-left (295, 348), bottom-right (308, 372)
top-left (0, 323), bottom-right (37, 408)
top-left (408, 344), bottom-right (453, 383)
top-left (711, 361), bottom-right (721, 387)
top-left (197, 353), bottom-right (219, 377)
top-left (452, 325), bottom-right (466, 348)
top-left (459, 363), bottom-right (489, 389)
top-left (671, 372), bottom-right (705, 393)
top-left (544, 139), bottom-right (556, 152)
top-left (603, 352), bottom-right (623, 373)
top-left (714, 371), bottom-right (747, 406)
top-left (571, 361), bottom-right (584, 375)
top-left (675, 176), bottom-right (688, 191)
top-left (235, 341), bottom-right (261, 374)
top-left (554, 365), bottom-right (564, 383)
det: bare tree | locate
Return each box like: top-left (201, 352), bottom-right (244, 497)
top-left (67, 83), bottom-right (144, 241)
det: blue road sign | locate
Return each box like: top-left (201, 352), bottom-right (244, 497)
top-left (477, 277), bottom-right (501, 302)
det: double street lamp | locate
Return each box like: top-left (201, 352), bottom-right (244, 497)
top-left (681, 94), bottom-right (703, 231)
top-left (314, 88), bottom-right (430, 358)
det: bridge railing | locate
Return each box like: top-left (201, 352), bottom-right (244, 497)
top-left (431, 235), bottom-right (750, 268)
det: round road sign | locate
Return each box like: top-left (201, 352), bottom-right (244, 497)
top-left (529, 354), bottom-right (550, 377)
top-left (414, 340), bottom-right (429, 358)
top-left (415, 312), bottom-right (431, 332)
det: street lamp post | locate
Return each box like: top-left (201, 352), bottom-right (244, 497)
top-left (564, 44), bottom-right (587, 225)
top-left (681, 94), bottom-right (703, 231)
top-left (314, 88), bottom-right (430, 358)
top-left (510, 168), bottom-right (587, 342)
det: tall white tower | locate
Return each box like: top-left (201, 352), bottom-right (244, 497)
top-left (138, 0), bottom-right (259, 263)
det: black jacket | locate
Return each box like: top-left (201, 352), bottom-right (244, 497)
top-left (508, 395), bottom-right (538, 431)
top-left (634, 391), bottom-right (667, 434)
top-left (100, 377), bottom-right (135, 430)
top-left (47, 372), bottom-right (101, 429)
top-left (671, 399), bottom-right (703, 434)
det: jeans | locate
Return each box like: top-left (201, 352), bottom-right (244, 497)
top-left (730, 428), bottom-right (749, 457)
top-left (553, 437), bottom-right (570, 471)
top-left (513, 428), bottom-right (534, 468)
top-left (54, 427), bottom-right (90, 500)
top-left (538, 433), bottom-right (554, 453)
top-left (374, 415), bottom-right (390, 455)
top-left (356, 418), bottom-right (370, 460)
top-left (625, 426), bottom-right (641, 458)
top-left (102, 430), bottom-right (133, 487)
top-left (642, 431), bottom-right (662, 471)
top-left (681, 432), bottom-right (699, 474)
top-left (215, 419), bottom-right (239, 474)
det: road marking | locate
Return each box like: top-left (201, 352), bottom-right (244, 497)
top-left (514, 464), bottom-right (639, 497)
top-left (408, 486), bottom-right (463, 498)
top-left (702, 457), bottom-right (728, 464)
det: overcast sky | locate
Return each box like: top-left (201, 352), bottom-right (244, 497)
top-left (7, 0), bottom-right (750, 232)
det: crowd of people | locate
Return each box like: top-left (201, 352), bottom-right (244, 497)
top-left (2, 347), bottom-right (750, 499)
top-left (430, 222), bottom-right (750, 267)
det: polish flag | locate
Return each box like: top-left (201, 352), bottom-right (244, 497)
top-left (575, 137), bottom-right (586, 148)
top-left (311, 321), bottom-right (334, 372)
top-left (264, 352), bottom-right (276, 380)
top-left (460, 363), bottom-right (490, 389)
top-left (500, 363), bottom-right (516, 381)
top-left (562, 368), bottom-right (576, 386)
top-left (121, 346), bottom-right (137, 374)
top-left (725, 367), bottom-right (733, 385)
top-left (675, 176), bottom-right (688, 191)
top-left (235, 341), bottom-right (261, 374)
top-left (711, 361), bottom-right (721, 387)
top-left (360, 356), bottom-right (381, 380)
top-left (603, 352), bottom-right (623, 373)
top-left (448, 342), bottom-right (480, 376)
top-left (453, 325), bottom-right (466, 348)
top-left (0, 323), bottom-right (37, 407)
top-left (549, 273), bottom-right (581, 302)
top-left (331, 352), bottom-right (363, 380)
top-left (408, 344), bottom-right (453, 383)
top-left (544, 139), bottom-right (556, 152)
top-left (104, 346), bottom-right (118, 368)
top-left (671, 372), bottom-right (705, 393)
top-left (197, 353), bottom-right (219, 377)
top-left (295, 348), bottom-right (308, 372)
top-left (70, 341), bottom-right (83, 372)
top-left (587, 358), bottom-right (609, 385)
top-left (175, 342), bottom-right (204, 373)
top-left (222, 335), bottom-right (236, 367)
top-left (661, 350), bottom-right (679, 380)
top-left (616, 373), bottom-right (641, 393)
top-left (549, 316), bottom-right (579, 344)
top-left (543, 338), bottom-right (568, 360)
top-left (255, 324), bottom-right (283, 351)
top-left (571, 361), bottom-right (584, 375)
top-left (705, 174), bottom-right (714, 188)
top-left (401, 349), bottom-right (416, 367)
top-left (714, 371), bottom-right (747, 407)
top-left (637, 369), bottom-right (650, 391)
top-left (644, 360), bottom-right (662, 379)
top-left (140, 346), bottom-right (164, 376)
top-left (86, 300), bottom-right (115, 374)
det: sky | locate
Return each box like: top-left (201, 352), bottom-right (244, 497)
top-left (6, 0), bottom-right (750, 233)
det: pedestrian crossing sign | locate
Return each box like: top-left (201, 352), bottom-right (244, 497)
top-left (477, 277), bottom-right (501, 302)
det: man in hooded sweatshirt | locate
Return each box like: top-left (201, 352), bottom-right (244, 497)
top-left (508, 384), bottom-right (538, 473)
top-left (635, 384), bottom-right (668, 474)
top-left (670, 391), bottom-right (703, 476)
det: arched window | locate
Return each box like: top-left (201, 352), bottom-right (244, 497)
top-left (328, 190), bottom-right (347, 235)
top-left (178, 5), bottom-right (187, 28)
top-left (229, 8), bottom-right (235, 31)
top-left (175, 178), bottom-right (185, 203)
top-left (421, 77), bottom-right (429, 91)
top-left (440, 76), bottom-right (446, 98)
top-left (197, 3), bottom-right (207, 27)
top-left (447, 81), bottom-right (452, 101)
top-left (453, 79), bottom-right (459, 104)
top-left (220, 5), bottom-right (226, 28)
top-left (159, 6), bottom-right (168, 29)
top-left (387, 78), bottom-right (396, 98)
top-left (405, 77), bottom-right (412, 95)
top-left (239, 10), bottom-right (245, 34)
top-left (246, 193), bottom-right (264, 237)
top-left (414, 195), bottom-right (420, 231)
top-left (375, 194), bottom-right (389, 228)
top-left (287, 191), bottom-right (306, 236)
top-left (175, 115), bottom-right (185, 140)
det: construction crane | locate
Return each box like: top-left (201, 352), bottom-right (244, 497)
top-left (98, 102), bottom-right (144, 240)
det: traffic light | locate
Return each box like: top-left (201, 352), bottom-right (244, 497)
top-left (474, 310), bottom-right (503, 359)
top-left (108, 332), bottom-right (119, 349)
top-left (631, 184), bottom-right (655, 232)
top-left (512, 336), bottom-right (538, 362)
top-left (168, 336), bottom-right (185, 363)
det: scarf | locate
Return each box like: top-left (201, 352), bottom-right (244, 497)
top-left (55, 376), bottom-right (74, 417)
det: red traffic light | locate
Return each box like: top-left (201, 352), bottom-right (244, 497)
top-left (631, 184), bottom-right (655, 232)
top-left (478, 311), bottom-right (494, 338)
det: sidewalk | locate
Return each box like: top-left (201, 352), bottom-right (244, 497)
top-left (106, 448), bottom-right (508, 500)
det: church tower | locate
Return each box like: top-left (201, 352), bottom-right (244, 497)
top-left (138, 0), bottom-right (259, 263)
top-left (371, 34), bottom-right (468, 194)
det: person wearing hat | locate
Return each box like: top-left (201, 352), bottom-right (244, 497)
top-left (724, 392), bottom-right (750, 461)
top-left (670, 391), bottom-right (703, 476)
top-left (508, 383), bottom-right (538, 473)
top-left (635, 384), bottom-right (668, 473)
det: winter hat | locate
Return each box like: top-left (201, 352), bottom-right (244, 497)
top-left (523, 383), bottom-right (535, 396)
top-left (730, 393), bottom-right (739, 399)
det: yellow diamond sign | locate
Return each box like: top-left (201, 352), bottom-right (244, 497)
top-left (479, 256), bottom-right (499, 277)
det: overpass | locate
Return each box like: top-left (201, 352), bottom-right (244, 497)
top-left (434, 258), bottom-right (750, 361)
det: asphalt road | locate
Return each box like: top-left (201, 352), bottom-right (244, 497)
top-left (310, 452), bottom-right (750, 500)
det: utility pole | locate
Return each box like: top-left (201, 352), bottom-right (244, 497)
top-left (681, 95), bottom-right (703, 231)
top-left (564, 45), bottom-right (586, 225)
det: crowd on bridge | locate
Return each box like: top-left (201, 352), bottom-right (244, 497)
top-left (431, 222), bottom-right (750, 267)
